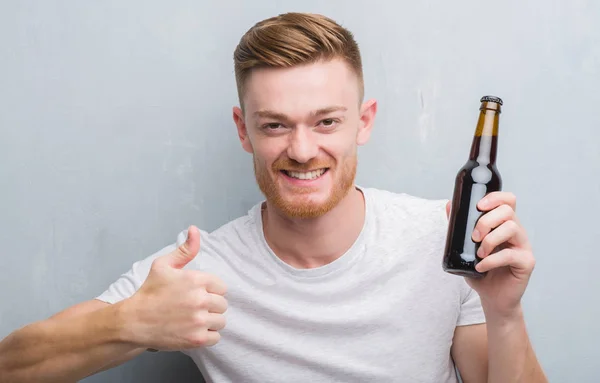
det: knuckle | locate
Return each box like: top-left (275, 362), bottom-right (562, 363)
top-left (199, 272), bottom-right (217, 287)
top-left (502, 203), bottom-right (515, 216)
top-left (481, 236), bottom-right (494, 252)
top-left (476, 216), bottom-right (490, 232)
top-left (505, 219), bottom-right (519, 232)
top-left (196, 294), bottom-right (210, 309)
top-left (214, 314), bottom-right (226, 328)
top-left (207, 274), bottom-right (225, 287)
top-left (188, 332), bottom-right (208, 347)
top-left (192, 312), bottom-right (208, 327)
top-left (200, 274), bottom-right (214, 286)
top-left (186, 271), bottom-right (206, 286)
top-left (212, 296), bottom-right (228, 314)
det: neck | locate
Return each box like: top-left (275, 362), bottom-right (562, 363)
top-left (262, 186), bottom-right (366, 269)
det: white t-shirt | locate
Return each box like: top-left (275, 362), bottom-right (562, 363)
top-left (96, 187), bottom-right (485, 383)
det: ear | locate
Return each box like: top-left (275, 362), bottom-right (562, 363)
top-left (233, 106), bottom-right (253, 154)
top-left (357, 99), bottom-right (377, 146)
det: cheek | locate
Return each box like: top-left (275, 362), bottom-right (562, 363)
top-left (322, 133), bottom-right (358, 161)
top-left (253, 137), bottom-right (287, 167)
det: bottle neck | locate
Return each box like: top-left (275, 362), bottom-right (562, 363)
top-left (469, 105), bottom-right (500, 164)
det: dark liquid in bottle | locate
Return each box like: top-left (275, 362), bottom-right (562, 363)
top-left (443, 135), bottom-right (502, 278)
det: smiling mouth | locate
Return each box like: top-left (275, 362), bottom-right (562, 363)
top-left (281, 168), bottom-right (329, 180)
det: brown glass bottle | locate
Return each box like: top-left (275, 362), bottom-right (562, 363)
top-left (442, 96), bottom-right (503, 278)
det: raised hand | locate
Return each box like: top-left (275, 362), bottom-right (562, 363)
top-left (446, 192), bottom-right (536, 318)
top-left (122, 226), bottom-right (228, 351)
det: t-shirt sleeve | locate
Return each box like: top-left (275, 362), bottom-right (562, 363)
top-left (457, 280), bottom-right (486, 326)
top-left (95, 243), bottom-right (176, 305)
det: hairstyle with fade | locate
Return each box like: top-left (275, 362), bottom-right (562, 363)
top-left (233, 12), bottom-right (364, 111)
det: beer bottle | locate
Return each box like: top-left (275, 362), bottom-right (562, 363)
top-left (442, 96), bottom-right (503, 278)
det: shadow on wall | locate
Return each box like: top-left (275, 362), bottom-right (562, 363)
top-left (82, 351), bottom-right (204, 383)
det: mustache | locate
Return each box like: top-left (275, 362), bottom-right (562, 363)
top-left (272, 158), bottom-right (333, 172)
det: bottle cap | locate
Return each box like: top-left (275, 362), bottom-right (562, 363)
top-left (480, 95), bottom-right (503, 105)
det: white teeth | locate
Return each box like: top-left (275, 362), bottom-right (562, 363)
top-left (287, 169), bottom-right (326, 180)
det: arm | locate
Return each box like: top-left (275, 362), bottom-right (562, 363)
top-left (451, 324), bottom-right (488, 383)
top-left (0, 226), bottom-right (227, 383)
top-left (452, 319), bottom-right (547, 383)
top-left (484, 305), bottom-right (547, 383)
top-left (446, 192), bottom-right (548, 383)
top-left (0, 299), bottom-right (145, 383)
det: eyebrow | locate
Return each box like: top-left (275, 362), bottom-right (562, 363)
top-left (253, 106), bottom-right (348, 121)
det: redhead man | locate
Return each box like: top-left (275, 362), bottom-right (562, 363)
top-left (0, 12), bottom-right (547, 383)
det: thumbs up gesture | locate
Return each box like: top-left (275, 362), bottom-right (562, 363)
top-left (121, 226), bottom-right (228, 351)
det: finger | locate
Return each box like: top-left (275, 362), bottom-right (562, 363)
top-left (445, 201), bottom-right (451, 219)
top-left (207, 293), bottom-right (228, 314)
top-left (477, 192), bottom-right (517, 212)
top-left (203, 330), bottom-right (222, 347)
top-left (202, 274), bottom-right (228, 296)
top-left (206, 313), bottom-right (226, 331)
top-left (475, 248), bottom-right (535, 274)
top-left (183, 270), bottom-right (228, 297)
top-left (472, 204), bottom-right (515, 241)
top-left (160, 226), bottom-right (201, 269)
top-left (477, 220), bottom-right (527, 258)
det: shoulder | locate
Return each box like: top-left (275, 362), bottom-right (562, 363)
top-left (361, 187), bottom-right (448, 227)
top-left (360, 187), bottom-right (483, 318)
top-left (177, 202), bottom-right (262, 261)
top-left (360, 187), bottom-right (451, 261)
top-left (361, 187), bottom-right (475, 296)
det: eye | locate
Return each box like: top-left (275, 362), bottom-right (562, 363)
top-left (262, 123), bottom-right (284, 131)
top-left (319, 118), bottom-right (339, 129)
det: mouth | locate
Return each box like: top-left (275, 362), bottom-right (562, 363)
top-left (280, 168), bottom-right (329, 180)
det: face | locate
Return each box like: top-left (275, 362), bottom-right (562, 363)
top-left (233, 58), bottom-right (377, 219)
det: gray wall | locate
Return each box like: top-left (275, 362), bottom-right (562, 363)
top-left (1, 1), bottom-right (598, 382)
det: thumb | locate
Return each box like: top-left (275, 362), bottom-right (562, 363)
top-left (163, 226), bottom-right (201, 269)
top-left (445, 201), bottom-right (451, 219)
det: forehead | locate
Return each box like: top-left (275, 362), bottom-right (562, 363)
top-left (243, 59), bottom-right (360, 118)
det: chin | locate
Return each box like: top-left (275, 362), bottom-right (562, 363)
top-left (277, 202), bottom-right (334, 219)
top-left (256, 166), bottom-right (355, 219)
top-left (276, 189), bottom-right (348, 219)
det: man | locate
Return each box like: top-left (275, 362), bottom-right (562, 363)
top-left (0, 12), bottom-right (547, 383)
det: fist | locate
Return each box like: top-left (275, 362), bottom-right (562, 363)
top-left (445, 192), bottom-right (537, 317)
top-left (123, 226), bottom-right (228, 351)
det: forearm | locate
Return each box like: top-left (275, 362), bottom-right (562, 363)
top-left (485, 304), bottom-right (547, 383)
top-left (0, 301), bottom-right (143, 383)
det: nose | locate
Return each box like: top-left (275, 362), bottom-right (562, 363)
top-left (286, 127), bottom-right (318, 164)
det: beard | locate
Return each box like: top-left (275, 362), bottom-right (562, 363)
top-left (253, 154), bottom-right (357, 219)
